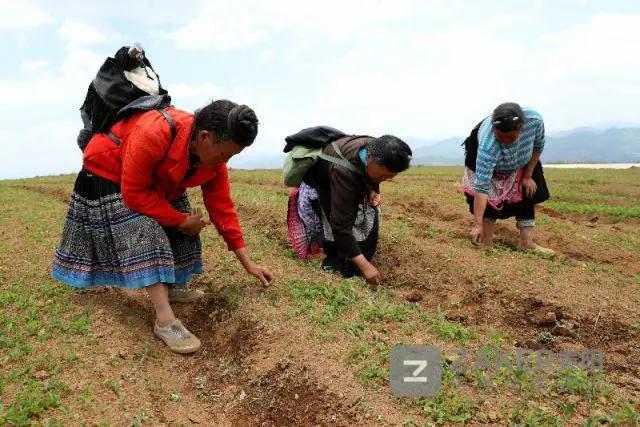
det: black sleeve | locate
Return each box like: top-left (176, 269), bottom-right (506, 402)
top-left (329, 167), bottom-right (363, 258)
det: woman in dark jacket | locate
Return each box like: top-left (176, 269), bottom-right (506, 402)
top-left (303, 134), bottom-right (412, 285)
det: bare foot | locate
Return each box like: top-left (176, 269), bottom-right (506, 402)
top-left (518, 243), bottom-right (555, 255)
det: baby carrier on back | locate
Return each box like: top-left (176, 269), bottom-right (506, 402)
top-left (76, 44), bottom-right (172, 151)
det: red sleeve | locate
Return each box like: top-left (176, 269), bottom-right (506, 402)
top-left (120, 118), bottom-right (188, 227)
top-left (201, 164), bottom-right (246, 251)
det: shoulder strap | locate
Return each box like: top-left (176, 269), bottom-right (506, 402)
top-left (108, 131), bottom-right (122, 145)
top-left (108, 107), bottom-right (175, 146)
top-left (157, 108), bottom-right (176, 141)
top-left (317, 140), bottom-right (364, 176)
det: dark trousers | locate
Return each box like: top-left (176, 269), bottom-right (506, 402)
top-left (465, 193), bottom-right (536, 227)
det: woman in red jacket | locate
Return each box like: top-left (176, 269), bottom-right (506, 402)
top-left (52, 99), bottom-right (273, 354)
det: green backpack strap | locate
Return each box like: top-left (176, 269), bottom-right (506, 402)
top-left (282, 140), bottom-right (364, 187)
top-left (317, 141), bottom-right (364, 176)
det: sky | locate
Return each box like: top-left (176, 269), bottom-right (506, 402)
top-left (1, 0), bottom-right (639, 179)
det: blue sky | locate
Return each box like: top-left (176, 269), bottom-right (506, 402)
top-left (1, 0), bottom-right (639, 179)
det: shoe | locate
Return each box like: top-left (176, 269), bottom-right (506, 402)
top-left (168, 287), bottom-right (204, 303)
top-left (153, 319), bottom-right (201, 354)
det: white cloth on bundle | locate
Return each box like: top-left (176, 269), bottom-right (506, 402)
top-left (124, 66), bottom-right (160, 95)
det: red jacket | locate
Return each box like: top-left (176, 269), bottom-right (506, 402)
top-left (83, 107), bottom-right (245, 251)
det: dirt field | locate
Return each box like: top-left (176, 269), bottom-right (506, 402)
top-left (1, 166), bottom-right (639, 426)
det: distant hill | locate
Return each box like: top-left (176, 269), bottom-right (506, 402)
top-left (411, 127), bottom-right (640, 166)
top-left (543, 128), bottom-right (640, 163)
top-left (228, 152), bottom-right (285, 170)
top-left (227, 127), bottom-right (640, 169)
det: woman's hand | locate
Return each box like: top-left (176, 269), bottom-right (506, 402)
top-left (233, 247), bottom-right (274, 286)
top-left (178, 208), bottom-right (210, 237)
top-left (369, 190), bottom-right (381, 207)
top-left (353, 255), bottom-right (382, 286)
top-left (361, 262), bottom-right (382, 286)
top-left (246, 263), bottom-right (274, 286)
top-left (522, 177), bottom-right (537, 199)
top-left (470, 223), bottom-right (483, 246)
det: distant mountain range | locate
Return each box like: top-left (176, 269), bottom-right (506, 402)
top-left (411, 126), bottom-right (640, 165)
top-left (228, 126), bottom-right (640, 169)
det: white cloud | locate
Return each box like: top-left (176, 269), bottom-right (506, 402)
top-left (0, 119), bottom-right (82, 179)
top-left (21, 60), bottom-right (48, 72)
top-left (167, 0), bottom-right (268, 51)
top-left (268, 11), bottom-right (640, 139)
top-left (486, 12), bottom-right (537, 31)
top-left (540, 13), bottom-right (640, 78)
top-left (59, 47), bottom-right (104, 77)
top-left (3, 2), bottom-right (640, 178)
top-left (0, 77), bottom-right (69, 109)
top-left (166, 0), bottom-right (446, 51)
top-left (0, 21), bottom-right (109, 114)
top-left (0, 47), bottom-right (105, 110)
top-left (529, 13), bottom-right (640, 130)
top-left (0, 0), bottom-right (52, 31)
top-left (302, 28), bottom-right (528, 139)
top-left (58, 20), bottom-right (108, 49)
top-left (164, 4), bottom-right (640, 145)
top-left (0, 20), bottom-right (108, 112)
top-left (257, 49), bottom-right (275, 64)
top-left (165, 82), bottom-right (226, 110)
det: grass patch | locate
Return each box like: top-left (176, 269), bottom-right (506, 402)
top-left (511, 406), bottom-right (562, 427)
top-left (354, 341), bottom-right (391, 386)
top-left (428, 307), bottom-right (476, 345)
top-left (417, 366), bottom-right (477, 425)
top-left (288, 279), bottom-right (359, 326)
top-left (391, 220), bottom-right (410, 243)
top-left (552, 368), bottom-right (608, 401)
top-left (358, 293), bottom-right (413, 324)
top-left (0, 376), bottom-right (69, 425)
top-left (415, 225), bottom-right (440, 239)
top-left (546, 201), bottom-right (640, 219)
top-left (0, 269), bottom-right (91, 423)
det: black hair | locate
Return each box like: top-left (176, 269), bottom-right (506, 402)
top-left (492, 102), bottom-right (525, 132)
top-left (367, 135), bottom-right (412, 173)
top-left (194, 99), bottom-right (258, 146)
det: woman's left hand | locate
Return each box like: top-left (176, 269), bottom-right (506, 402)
top-left (369, 191), bottom-right (381, 207)
top-left (246, 263), bottom-right (274, 286)
top-left (470, 224), bottom-right (483, 246)
top-left (522, 177), bottom-right (537, 199)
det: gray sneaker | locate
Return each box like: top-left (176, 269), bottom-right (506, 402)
top-left (168, 287), bottom-right (205, 303)
top-left (154, 319), bottom-right (201, 354)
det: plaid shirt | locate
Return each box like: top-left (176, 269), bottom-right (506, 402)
top-left (473, 108), bottom-right (545, 195)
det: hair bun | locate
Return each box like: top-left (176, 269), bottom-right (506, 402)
top-left (227, 104), bottom-right (258, 146)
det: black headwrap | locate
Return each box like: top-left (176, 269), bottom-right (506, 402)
top-left (492, 102), bottom-right (525, 132)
